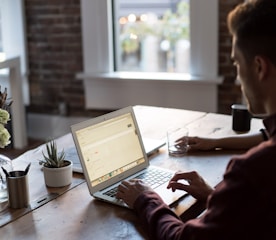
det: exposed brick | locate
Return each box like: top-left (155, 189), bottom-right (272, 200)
top-left (218, 0), bottom-right (244, 114)
top-left (25, 0), bottom-right (245, 116)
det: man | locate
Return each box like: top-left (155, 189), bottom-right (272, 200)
top-left (116, 0), bottom-right (276, 239)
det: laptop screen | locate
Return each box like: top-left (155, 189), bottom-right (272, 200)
top-left (74, 112), bottom-right (146, 188)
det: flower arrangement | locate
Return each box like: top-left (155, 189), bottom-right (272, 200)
top-left (0, 87), bottom-right (12, 148)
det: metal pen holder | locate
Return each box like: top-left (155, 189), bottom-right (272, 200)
top-left (7, 170), bottom-right (29, 209)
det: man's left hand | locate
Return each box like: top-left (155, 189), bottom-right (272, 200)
top-left (116, 179), bottom-right (153, 208)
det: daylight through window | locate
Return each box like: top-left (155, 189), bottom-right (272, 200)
top-left (114, 0), bottom-right (190, 73)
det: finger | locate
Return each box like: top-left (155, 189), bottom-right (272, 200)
top-left (117, 183), bottom-right (128, 192)
top-left (187, 137), bottom-right (198, 144)
top-left (188, 143), bottom-right (198, 150)
top-left (121, 180), bottom-right (134, 187)
top-left (116, 191), bottom-right (128, 201)
top-left (121, 180), bottom-right (129, 185)
top-left (129, 179), bottom-right (138, 183)
top-left (175, 141), bottom-right (188, 149)
top-left (167, 182), bottom-right (190, 192)
top-left (129, 178), bottom-right (143, 183)
top-left (186, 144), bottom-right (192, 152)
top-left (116, 191), bottom-right (122, 199)
top-left (188, 140), bottom-right (202, 149)
top-left (116, 188), bottom-right (124, 199)
top-left (169, 171), bottom-right (195, 182)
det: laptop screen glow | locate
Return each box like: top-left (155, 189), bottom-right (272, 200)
top-left (74, 112), bottom-right (146, 187)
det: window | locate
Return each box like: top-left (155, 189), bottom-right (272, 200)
top-left (80, 0), bottom-right (219, 78)
top-left (114, 0), bottom-right (190, 73)
top-left (0, 10), bottom-right (3, 56)
top-left (0, 0), bottom-right (29, 104)
top-left (79, 0), bottom-right (221, 112)
top-left (0, 10), bottom-right (7, 64)
top-left (0, 0), bottom-right (27, 71)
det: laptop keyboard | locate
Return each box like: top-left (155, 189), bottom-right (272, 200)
top-left (103, 168), bottom-right (174, 198)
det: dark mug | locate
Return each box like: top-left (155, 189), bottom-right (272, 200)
top-left (231, 104), bottom-right (251, 132)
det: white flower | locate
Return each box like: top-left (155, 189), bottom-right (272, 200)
top-left (0, 109), bottom-right (10, 125)
top-left (0, 123), bottom-right (11, 148)
top-left (0, 87), bottom-right (12, 148)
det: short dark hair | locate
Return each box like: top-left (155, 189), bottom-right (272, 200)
top-left (227, 0), bottom-right (276, 65)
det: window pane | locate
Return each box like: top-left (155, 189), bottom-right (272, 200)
top-left (114, 0), bottom-right (190, 73)
top-left (0, 10), bottom-right (6, 64)
top-left (0, 10), bottom-right (4, 55)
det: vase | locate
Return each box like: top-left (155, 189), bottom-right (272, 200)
top-left (0, 154), bottom-right (13, 212)
top-left (43, 160), bottom-right (73, 187)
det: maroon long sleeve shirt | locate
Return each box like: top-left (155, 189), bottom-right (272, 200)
top-left (133, 114), bottom-right (276, 240)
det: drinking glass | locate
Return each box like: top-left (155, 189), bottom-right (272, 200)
top-left (167, 126), bottom-right (189, 157)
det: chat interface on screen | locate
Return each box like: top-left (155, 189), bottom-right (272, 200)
top-left (76, 113), bottom-right (146, 187)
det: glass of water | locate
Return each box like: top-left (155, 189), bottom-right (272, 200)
top-left (167, 126), bottom-right (189, 157)
top-left (0, 154), bottom-right (13, 212)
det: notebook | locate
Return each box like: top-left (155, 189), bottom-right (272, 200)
top-left (70, 106), bottom-right (187, 208)
top-left (66, 138), bottom-right (165, 173)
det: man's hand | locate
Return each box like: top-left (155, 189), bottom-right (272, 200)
top-left (167, 171), bottom-right (214, 202)
top-left (187, 136), bottom-right (217, 151)
top-left (116, 179), bottom-right (153, 208)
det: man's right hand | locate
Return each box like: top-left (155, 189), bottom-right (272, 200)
top-left (167, 171), bottom-right (214, 202)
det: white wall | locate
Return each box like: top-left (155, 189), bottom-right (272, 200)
top-left (81, 73), bottom-right (221, 112)
top-left (27, 114), bottom-right (89, 140)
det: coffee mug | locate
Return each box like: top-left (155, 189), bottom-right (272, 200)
top-left (231, 104), bottom-right (251, 132)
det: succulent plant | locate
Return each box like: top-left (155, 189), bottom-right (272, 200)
top-left (40, 140), bottom-right (69, 168)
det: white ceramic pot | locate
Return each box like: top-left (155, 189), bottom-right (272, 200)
top-left (43, 160), bottom-right (73, 187)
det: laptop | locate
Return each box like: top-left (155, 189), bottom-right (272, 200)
top-left (70, 106), bottom-right (187, 208)
top-left (66, 138), bottom-right (165, 173)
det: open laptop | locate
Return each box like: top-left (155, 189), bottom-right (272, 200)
top-left (66, 138), bottom-right (165, 173)
top-left (70, 106), bottom-right (187, 208)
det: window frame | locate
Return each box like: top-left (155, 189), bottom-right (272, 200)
top-left (0, 0), bottom-right (27, 74)
top-left (80, 0), bottom-right (219, 78)
top-left (79, 0), bottom-right (222, 112)
top-left (0, 0), bottom-right (29, 105)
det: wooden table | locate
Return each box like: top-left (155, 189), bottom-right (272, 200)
top-left (0, 106), bottom-right (264, 240)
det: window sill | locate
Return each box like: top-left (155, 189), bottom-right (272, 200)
top-left (77, 71), bottom-right (223, 85)
top-left (77, 71), bottom-right (223, 112)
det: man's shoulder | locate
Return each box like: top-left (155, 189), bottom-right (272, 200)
top-left (226, 141), bottom-right (276, 183)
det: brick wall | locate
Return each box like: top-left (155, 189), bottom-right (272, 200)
top-left (24, 0), bottom-right (244, 116)
top-left (25, 0), bottom-right (86, 116)
top-left (218, 0), bottom-right (244, 114)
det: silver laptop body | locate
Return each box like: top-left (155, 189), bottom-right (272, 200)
top-left (71, 106), bottom-right (187, 208)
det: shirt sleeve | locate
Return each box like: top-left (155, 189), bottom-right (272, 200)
top-left (133, 190), bottom-right (188, 239)
top-left (132, 156), bottom-right (271, 240)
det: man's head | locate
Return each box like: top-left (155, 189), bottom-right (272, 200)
top-left (227, 0), bottom-right (276, 115)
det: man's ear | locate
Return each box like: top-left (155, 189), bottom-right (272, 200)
top-left (254, 55), bottom-right (268, 81)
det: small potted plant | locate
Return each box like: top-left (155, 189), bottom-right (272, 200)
top-left (39, 140), bottom-right (72, 187)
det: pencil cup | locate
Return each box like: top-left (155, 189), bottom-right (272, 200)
top-left (167, 127), bottom-right (189, 157)
top-left (231, 104), bottom-right (251, 132)
top-left (7, 171), bottom-right (29, 209)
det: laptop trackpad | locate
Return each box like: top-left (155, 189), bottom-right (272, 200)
top-left (155, 184), bottom-right (188, 207)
